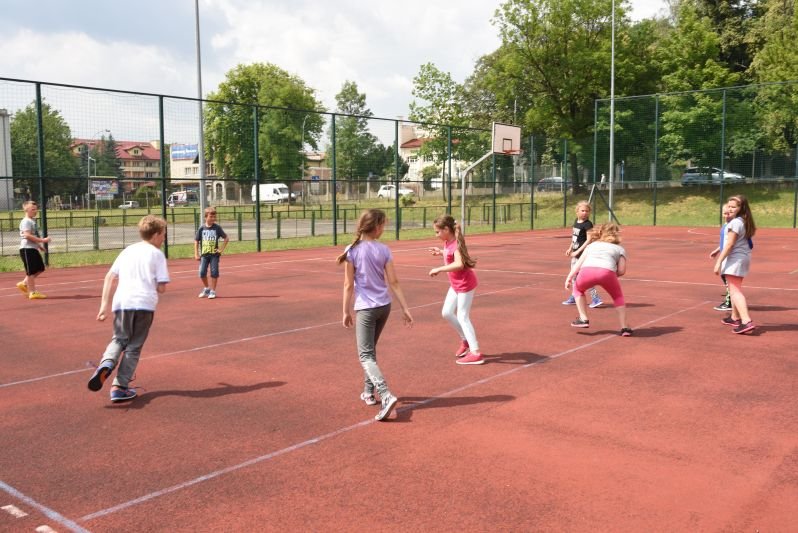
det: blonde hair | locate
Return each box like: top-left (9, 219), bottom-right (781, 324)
top-left (593, 223), bottom-right (622, 244)
top-left (336, 209), bottom-right (387, 264)
top-left (138, 215), bottom-right (167, 241)
top-left (433, 214), bottom-right (476, 268)
top-left (204, 206), bottom-right (217, 218)
top-left (574, 200), bottom-right (591, 214)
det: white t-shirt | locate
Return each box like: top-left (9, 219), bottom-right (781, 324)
top-left (581, 241), bottom-right (626, 272)
top-left (110, 241), bottom-right (170, 312)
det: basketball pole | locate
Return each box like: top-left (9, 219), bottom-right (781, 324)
top-left (608, 0), bottom-right (616, 221)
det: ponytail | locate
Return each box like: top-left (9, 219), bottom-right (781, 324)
top-left (335, 209), bottom-right (387, 264)
top-left (434, 214), bottom-right (476, 268)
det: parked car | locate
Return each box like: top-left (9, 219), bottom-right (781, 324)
top-left (681, 167), bottom-right (745, 186)
top-left (167, 191), bottom-right (199, 207)
top-left (118, 201), bottom-right (139, 209)
top-left (377, 184), bottom-right (414, 199)
top-left (536, 176), bottom-right (566, 192)
top-left (251, 183), bottom-right (296, 204)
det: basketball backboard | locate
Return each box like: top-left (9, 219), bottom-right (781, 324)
top-left (492, 122), bottom-right (522, 154)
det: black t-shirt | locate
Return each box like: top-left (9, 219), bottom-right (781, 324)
top-left (195, 223), bottom-right (227, 255)
top-left (570, 219), bottom-right (593, 257)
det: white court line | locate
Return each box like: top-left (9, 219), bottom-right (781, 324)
top-left (0, 285), bottom-right (527, 390)
top-left (77, 301), bottom-right (707, 524)
top-left (0, 481), bottom-right (90, 533)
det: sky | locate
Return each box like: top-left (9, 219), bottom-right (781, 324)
top-left (1, 0), bottom-right (669, 132)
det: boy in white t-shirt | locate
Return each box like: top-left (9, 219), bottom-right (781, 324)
top-left (87, 215), bottom-right (170, 402)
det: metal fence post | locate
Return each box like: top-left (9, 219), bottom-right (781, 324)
top-left (35, 83), bottom-right (49, 265)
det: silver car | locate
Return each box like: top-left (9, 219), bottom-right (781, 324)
top-left (681, 167), bottom-right (744, 186)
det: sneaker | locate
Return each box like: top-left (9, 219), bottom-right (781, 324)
top-left (28, 291), bottom-right (46, 299)
top-left (620, 328), bottom-right (633, 337)
top-left (375, 393), bottom-right (398, 421)
top-left (360, 392), bottom-right (377, 406)
top-left (570, 318), bottom-right (590, 328)
top-left (198, 288), bottom-right (210, 298)
top-left (456, 351), bottom-right (485, 365)
top-left (562, 296), bottom-right (576, 305)
top-left (16, 281), bottom-right (28, 294)
top-left (110, 387), bottom-right (137, 403)
top-left (721, 316), bottom-right (742, 327)
top-left (733, 321), bottom-right (756, 335)
top-left (589, 297), bottom-right (604, 308)
top-left (87, 360), bottom-right (115, 392)
top-left (713, 302), bottom-right (732, 311)
top-left (207, 290), bottom-right (216, 299)
top-left (455, 339), bottom-right (470, 358)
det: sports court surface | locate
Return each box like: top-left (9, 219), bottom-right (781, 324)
top-left (1, 225), bottom-right (796, 532)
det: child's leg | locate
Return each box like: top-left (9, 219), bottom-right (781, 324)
top-left (355, 304), bottom-right (391, 397)
top-left (721, 274), bottom-right (731, 306)
top-left (589, 287), bottom-right (600, 300)
top-left (615, 306), bottom-right (628, 329)
top-left (209, 255), bottom-right (220, 291)
top-left (198, 255), bottom-right (210, 289)
top-left (454, 289), bottom-right (479, 352)
top-left (112, 310), bottom-right (154, 389)
top-left (441, 287), bottom-right (466, 340)
top-left (726, 275), bottom-right (751, 323)
top-left (572, 272), bottom-right (590, 320)
top-left (574, 293), bottom-right (589, 320)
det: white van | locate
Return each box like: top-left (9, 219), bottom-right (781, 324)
top-left (167, 190), bottom-right (199, 207)
top-left (251, 183), bottom-right (295, 204)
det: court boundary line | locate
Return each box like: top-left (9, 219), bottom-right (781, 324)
top-left (0, 480), bottom-right (90, 533)
top-left (0, 285), bottom-right (528, 390)
top-left (76, 301), bottom-right (707, 525)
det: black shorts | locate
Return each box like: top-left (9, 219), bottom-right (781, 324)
top-left (19, 248), bottom-right (45, 276)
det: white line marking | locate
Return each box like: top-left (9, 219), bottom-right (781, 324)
top-left (1, 504), bottom-right (28, 517)
top-left (0, 285), bottom-right (528, 390)
top-left (35, 526), bottom-right (58, 533)
top-left (0, 481), bottom-right (89, 533)
top-left (77, 301), bottom-right (706, 523)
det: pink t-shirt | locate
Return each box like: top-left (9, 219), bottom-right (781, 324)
top-left (443, 239), bottom-right (477, 293)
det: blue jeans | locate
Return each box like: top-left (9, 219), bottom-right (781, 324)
top-left (199, 254), bottom-right (220, 278)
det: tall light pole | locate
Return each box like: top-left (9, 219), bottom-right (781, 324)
top-left (608, 0), bottom-right (616, 219)
top-left (195, 0), bottom-right (208, 210)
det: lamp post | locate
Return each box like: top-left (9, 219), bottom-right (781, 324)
top-left (299, 115), bottom-right (309, 204)
top-left (195, 0), bottom-right (208, 211)
top-left (608, 0), bottom-right (616, 219)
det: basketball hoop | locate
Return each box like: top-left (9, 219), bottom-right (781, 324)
top-left (501, 149), bottom-right (523, 157)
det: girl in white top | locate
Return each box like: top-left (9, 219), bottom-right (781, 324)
top-left (565, 223), bottom-right (632, 336)
top-left (714, 195), bottom-right (757, 334)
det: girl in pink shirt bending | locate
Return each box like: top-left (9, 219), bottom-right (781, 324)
top-left (428, 215), bottom-right (484, 365)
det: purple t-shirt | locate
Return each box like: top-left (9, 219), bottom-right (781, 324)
top-left (346, 240), bottom-right (393, 310)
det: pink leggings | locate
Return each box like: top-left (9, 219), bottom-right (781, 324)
top-left (574, 267), bottom-right (625, 306)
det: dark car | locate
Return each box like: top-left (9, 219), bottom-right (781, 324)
top-left (536, 176), bottom-right (566, 192)
top-left (681, 167), bottom-right (744, 186)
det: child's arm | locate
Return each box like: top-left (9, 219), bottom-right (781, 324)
top-left (219, 234), bottom-right (229, 253)
top-left (22, 228), bottom-right (50, 251)
top-left (616, 256), bottom-right (627, 277)
top-left (157, 282), bottom-right (167, 294)
top-left (429, 249), bottom-right (464, 277)
top-left (714, 230), bottom-right (738, 275)
top-left (571, 233), bottom-right (594, 258)
top-left (385, 261), bottom-right (413, 326)
top-left (709, 246), bottom-right (721, 258)
top-left (565, 252), bottom-right (589, 289)
top-left (194, 239), bottom-right (200, 261)
top-left (342, 261), bottom-right (356, 328)
top-left (97, 270), bottom-right (118, 321)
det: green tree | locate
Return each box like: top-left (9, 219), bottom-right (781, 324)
top-left (329, 81), bottom-right (385, 195)
top-left (656, 2), bottom-right (743, 166)
top-left (691, 0), bottom-right (761, 75)
top-left (748, 0), bottom-right (798, 154)
top-left (10, 101), bottom-right (80, 201)
top-left (205, 63), bottom-right (324, 182)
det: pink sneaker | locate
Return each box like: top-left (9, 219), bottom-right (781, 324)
top-left (455, 340), bottom-right (470, 358)
top-left (456, 351), bottom-right (485, 365)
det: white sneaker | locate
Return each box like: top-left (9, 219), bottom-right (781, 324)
top-left (375, 393), bottom-right (398, 421)
top-left (208, 290), bottom-right (216, 299)
top-left (198, 288), bottom-right (210, 298)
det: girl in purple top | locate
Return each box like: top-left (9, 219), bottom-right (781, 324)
top-left (428, 214), bottom-right (484, 365)
top-left (337, 209), bottom-right (413, 421)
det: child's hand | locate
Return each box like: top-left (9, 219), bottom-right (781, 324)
top-left (713, 261), bottom-right (721, 275)
top-left (97, 305), bottom-right (109, 322)
top-left (194, 254), bottom-right (200, 261)
top-left (565, 278), bottom-right (572, 290)
top-left (428, 247), bottom-right (442, 256)
top-left (402, 309), bottom-right (413, 326)
top-left (565, 249), bottom-right (572, 257)
top-left (709, 250), bottom-right (719, 258)
top-left (42, 236), bottom-right (51, 244)
top-left (343, 312), bottom-right (353, 328)
top-left (428, 268), bottom-right (440, 277)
